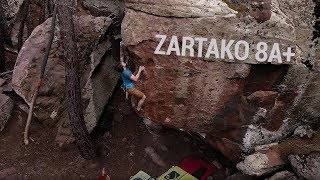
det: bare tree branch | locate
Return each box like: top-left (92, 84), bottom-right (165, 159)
top-left (24, 3), bottom-right (58, 145)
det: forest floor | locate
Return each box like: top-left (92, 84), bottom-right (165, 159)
top-left (0, 87), bottom-right (228, 179)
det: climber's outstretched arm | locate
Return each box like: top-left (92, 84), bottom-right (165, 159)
top-left (130, 66), bottom-right (145, 82)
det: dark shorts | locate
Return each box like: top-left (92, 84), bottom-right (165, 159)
top-left (128, 88), bottom-right (145, 99)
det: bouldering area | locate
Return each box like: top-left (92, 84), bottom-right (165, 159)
top-left (0, 0), bottom-right (320, 179)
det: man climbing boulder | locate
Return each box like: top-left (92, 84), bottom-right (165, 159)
top-left (115, 45), bottom-right (146, 111)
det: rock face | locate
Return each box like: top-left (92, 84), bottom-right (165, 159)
top-left (0, 78), bottom-right (6, 87)
top-left (83, 0), bottom-right (125, 18)
top-left (289, 153), bottom-right (320, 180)
top-left (0, 94), bottom-right (14, 132)
top-left (12, 15), bottom-right (119, 143)
top-left (122, 0), bottom-right (319, 162)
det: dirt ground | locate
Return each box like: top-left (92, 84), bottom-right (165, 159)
top-left (0, 87), bottom-right (228, 179)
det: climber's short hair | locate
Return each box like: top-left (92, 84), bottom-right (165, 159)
top-left (115, 61), bottom-right (123, 73)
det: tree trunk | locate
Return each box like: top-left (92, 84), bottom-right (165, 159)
top-left (26, 11), bottom-right (33, 36)
top-left (57, 0), bottom-right (95, 159)
top-left (0, 0), bottom-right (8, 72)
top-left (0, 0), bottom-right (12, 44)
top-left (0, 32), bottom-right (5, 72)
top-left (39, 0), bottom-right (47, 24)
top-left (17, 0), bottom-right (30, 50)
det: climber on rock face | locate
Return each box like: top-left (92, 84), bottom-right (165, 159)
top-left (115, 46), bottom-right (146, 111)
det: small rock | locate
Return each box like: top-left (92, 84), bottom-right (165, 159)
top-left (247, 91), bottom-right (278, 105)
top-left (0, 94), bottom-right (14, 131)
top-left (289, 152), bottom-right (320, 180)
top-left (211, 160), bottom-right (223, 169)
top-left (236, 150), bottom-right (286, 176)
top-left (143, 118), bottom-right (163, 136)
top-left (2, 83), bottom-right (13, 92)
top-left (0, 78), bottom-right (6, 86)
top-left (18, 104), bottom-right (29, 113)
top-left (294, 125), bottom-right (315, 138)
top-left (225, 168), bottom-right (233, 176)
top-left (145, 146), bottom-right (166, 167)
top-left (267, 171), bottom-right (298, 180)
top-left (103, 131), bottom-right (112, 139)
top-left (255, 143), bottom-right (278, 152)
top-left (183, 137), bottom-right (190, 142)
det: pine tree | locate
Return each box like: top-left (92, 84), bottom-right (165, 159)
top-left (57, 0), bottom-right (96, 159)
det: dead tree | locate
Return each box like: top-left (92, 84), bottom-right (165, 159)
top-left (57, 0), bottom-right (96, 159)
top-left (0, 0), bottom-right (12, 44)
top-left (39, 0), bottom-right (49, 24)
top-left (0, 0), bottom-right (8, 72)
top-left (0, 30), bottom-right (5, 72)
top-left (39, 0), bottom-right (55, 24)
top-left (17, 0), bottom-right (31, 50)
top-left (24, 4), bottom-right (58, 145)
top-left (26, 9), bottom-right (33, 36)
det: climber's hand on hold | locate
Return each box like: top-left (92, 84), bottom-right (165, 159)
top-left (131, 66), bottom-right (145, 82)
top-left (139, 66), bottom-right (145, 72)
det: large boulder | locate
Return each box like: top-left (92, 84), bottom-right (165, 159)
top-left (0, 94), bottom-right (14, 132)
top-left (122, 0), bottom-right (319, 162)
top-left (12, 15), bottom-right (119, 143)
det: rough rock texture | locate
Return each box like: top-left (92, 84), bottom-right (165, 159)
top-left (122, 0), bottom-right (319, 162)
top-left (225, 173), bottom-right (257, 180)
top-left (294, 125), bottom-right (315, 138)
top-left (0, 94), bottom-right (14, 132)
top-left (12, 15), bottom-right (118, 143)
top-left (267, 171), bottom-right (298, 180)
top-left (3, 0), bottom-right (23, 19)
top-left (289, 153), bottom-right (320, 180)
top-left (237, 132), bottom-right (320, 176)
top-left (236, 151), bottom-right (285, 176)
top-left (83, 0), bottom-right (125, 18)
top-left (0, 78), bottom-right (6, 87)
top-left (0, 167), bottom-right (21, 180)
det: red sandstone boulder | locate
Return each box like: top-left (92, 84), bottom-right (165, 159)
top-left (122, 0), bottom-right (319, 162)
